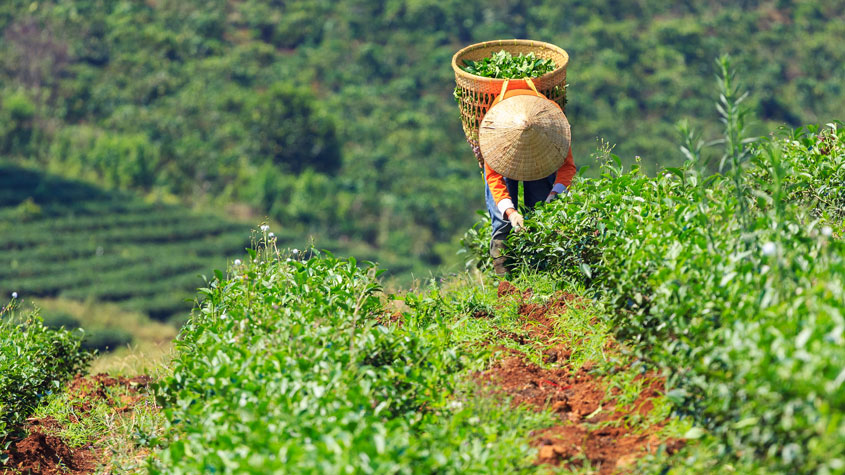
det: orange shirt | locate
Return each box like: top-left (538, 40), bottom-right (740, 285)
top-left (485, 147), bottom-right (576, 212)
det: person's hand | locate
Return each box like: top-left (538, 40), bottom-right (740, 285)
top-left (544, 191), bottom-right (559, 204)
top-left (506, 209), bottom-right (524, 231)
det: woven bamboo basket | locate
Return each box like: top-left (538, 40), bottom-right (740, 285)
top-left (452, 39), bottom-right (569, 167)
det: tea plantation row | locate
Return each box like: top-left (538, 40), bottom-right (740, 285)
top-left (0, 163), bottom-right (253, 321)
top-left (462, 123), bottom-right (845, 471)
top-left (149, 245), bottom-right (562, 473)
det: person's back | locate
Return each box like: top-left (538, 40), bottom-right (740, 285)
top-left (478, 81), bottom-right (575, 275)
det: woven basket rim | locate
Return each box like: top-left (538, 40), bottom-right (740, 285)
top-left (451, 39), bottom-right (569, 84)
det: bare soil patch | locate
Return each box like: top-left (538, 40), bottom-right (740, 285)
top-left (3, 430), bottom-right (97, 475)
top-left (376, 311), bottom-right (405, 327)
top-left (2, 374), bottom-right (152, 475)
top-left (478, 281), bottom-right (683, 473)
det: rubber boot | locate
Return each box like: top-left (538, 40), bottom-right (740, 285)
top-left (490, 239), bottom-right (509, 276)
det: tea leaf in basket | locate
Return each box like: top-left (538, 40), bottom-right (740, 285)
top-left (460, 50), bottom-right (557, 79)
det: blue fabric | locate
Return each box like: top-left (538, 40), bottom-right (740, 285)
top-left (484, 168), bottom-right (557, 240)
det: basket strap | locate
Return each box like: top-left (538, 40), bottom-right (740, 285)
top-left (493, 77), bottom-right (545, 107)
top-left (524, 77), bottom-right (542, 96)
top-left (494, 79), bottom-right (511, 105)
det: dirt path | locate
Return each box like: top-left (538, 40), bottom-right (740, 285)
top-left (476, 281), bottom-right (683, 473)
top-left (1, 374), bottom-right (151, 475)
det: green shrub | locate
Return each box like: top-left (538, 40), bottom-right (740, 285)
top-left (48, 126), bottom-right (160, 190)
top-left (0, 90), bottom-right (35, 156)
top-left (0, 305), bottom-right (92, 438)
top-left (40, 310), bottom-right (81, 330)
top-left (251, 83), bottom-right (341, 174)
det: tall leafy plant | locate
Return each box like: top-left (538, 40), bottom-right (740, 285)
top-left (714, 55), bottom-right (757, 233)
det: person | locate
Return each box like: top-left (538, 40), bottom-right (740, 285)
top-left (485, 150), bottom-right (576, 275)
top-left (477, 80), bottom-right (575, 276)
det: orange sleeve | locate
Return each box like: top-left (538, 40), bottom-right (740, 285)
top-left (484, 162), bottom-right (512, 205)
top-left (554, 147), bottom-right (576, 188)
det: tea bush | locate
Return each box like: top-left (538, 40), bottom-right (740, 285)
top-left (0, 303), bottom-right (92, 438)
top-left (463, 122), bottom-right (845, 471)
top-left (151, 244), bottom-right (551, 473)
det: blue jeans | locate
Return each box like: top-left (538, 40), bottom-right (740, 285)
top-left (485, 169), bottom-right (557, 241)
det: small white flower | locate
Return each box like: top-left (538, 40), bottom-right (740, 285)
top-left (760, 265), bottom-right (770, 275)
top-left (11, 291), bottom-right (18, 299)
top-left (234, 259), bottom-right (242, 266)
top-left (268, 232), bottom-right (275, 238)
top-left (821, 226), bottom-right (833, 237)
top-left (292, 249), bottom-right (299, 255)
top-left (448, 400), bottom-right (463, 410)
top-left (221, 313), bottom-right (228, 320)
top-left (286, 258), bottom-right (292, 262)
top-left (254, 259), bottom-right (259, 263)
top-left (761, 242), bottom-right (777, 256)
top-left (260, 225), bottom-right (270, 232)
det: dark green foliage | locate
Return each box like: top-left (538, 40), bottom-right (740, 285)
top-left (49, 127), bottom-right (160, 191)
top-left (3, 1), bottom-right (844, 274)
top-left (460, 50), bottom-right (556, 79)
top-left (40, 311), bottom-right (80, 331)
top-left (0, 90), bottom-right (35, 156)
top-left (253, 83), bottom-right (340, 174)
top-left (0, 164), bottom-right (251, 322)
top-left (80, 328), bottom-right (133, 353)
top-left (0, 306), bottom-right (92, 438)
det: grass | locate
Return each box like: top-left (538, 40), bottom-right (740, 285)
top-left (31, 378), bottom-right (164, 474)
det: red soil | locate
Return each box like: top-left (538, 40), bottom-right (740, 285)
top-left (376, 311), bottom-right (405, 327)
top-left (497, 280), bottom-right (520, 297)
top-left (3, 430), bottom-right (97, 475)
top-left (479, 281), bottom-right (683, 473)
top-left (1, 374), bottom-right (152, 475)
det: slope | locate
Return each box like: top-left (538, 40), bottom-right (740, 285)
top-left (3, 1), bottom-right (845, 275)
top-left (0, 163), bottom-right (251, 322)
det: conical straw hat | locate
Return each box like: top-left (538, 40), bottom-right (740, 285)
top-left (479, 94), bottom-right (571, 181)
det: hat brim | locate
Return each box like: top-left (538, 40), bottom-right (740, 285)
top-left (479, 94), bottom-right (571, 181)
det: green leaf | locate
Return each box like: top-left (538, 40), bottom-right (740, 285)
top-left (580, 263), bottom-right (592, 279)
top-left (683, 427), bottom-right (707, 440)
top-left (666, 389), bottom-right (687, 404)
top-left (664, 167), bottom-right (685, 179)
top-left (733, 417), bottom-right (758, 429)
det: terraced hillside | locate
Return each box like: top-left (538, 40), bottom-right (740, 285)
top-left (0, 163), bottom-right (251, 321)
